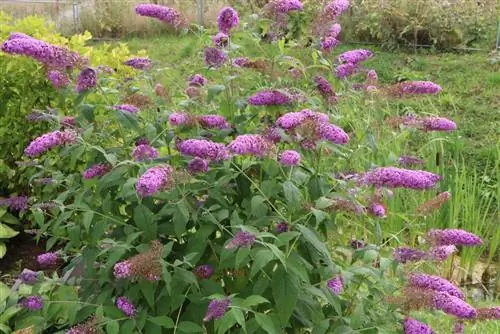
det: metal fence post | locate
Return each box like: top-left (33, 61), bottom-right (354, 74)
top-left (496, 22), bottom-right (500, 51)
top-left (72, 0), bottom-right (79, 33)
top-left (196, 0), bottom-right (205, 26)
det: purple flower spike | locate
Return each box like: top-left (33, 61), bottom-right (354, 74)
top-left (136, 165), bottom-right (173, 197)
top-left (203, 297), bottom-right (231, 321)
top-left (83, 163), bottom-right (111, 179)
top-left (399, 81), bottom-right (442, 95)
top-left (317, 123), bottom-right (350, 144)
top-left (135, 4), bottom-right (184, 28)
top-left (198, 115), bottom-right (230, 129)
top-left (323, 0), bottom-right (350, 20)
top-left (37, 252), bottom-right (58, 266)
top-left (276, 221), bottom-right (289, 233)
top-left (133, 144), bottom-right (159, 161)
top-left (279, 150), bottom-right (301, 166)
top-left (232, 57), bottom-right (251, 68)
top-left (434, 291), bottom-right (477, 319)
top-left (177, 139), bottom-right (229, 161)
top-left (327, 275), bottom-right (344, 295)
top-left (124, 57), bottom-right (152, 70)
top-left (113, 104), bottom-right (140, 113)
top-left (48, 70), bottom-right (70, 89)
top-left (204, 47), bottom-right (228, 68)
top-left (338, 49), bottom-right (373, 64)
top-left (427, 245), bottom-right (457, 261)
top-left (226, 231), bottom-right (256, 249)
top-left (187, 157), bottom-right (209, 174)
top-left (426, 229), bottom-right (482, 247)
top-left (113, 261), bottom-right (132, 279)
top-left (75, 67), bottom-right (97, 93)
top-left (21, 296), bottom-right (44, 311)
top-left (24, 130), bottom-right (76, 157)
top-left (335, 63), bottom-right (359, 79)
top-left (217, 7), bottom-right (239, 34)
top-left (248, 89), bottom-right (294, 106)
top-left (193, 264), bottom-right (214, 279)
top-left (275, 0), bottom-right (304, 13)
top-left (369, 202), bottom-right (386, 217)
top-left (362, 167), bottom-right (441, 190)
top-left (408, 273), bottom-right (464, 299)
top-left (169, 112), bottom-right (190, 126)
top-left (420, 117), bottom-right (456, 132)
top-left (313, 76), bottom-right (337, 103)
top-left (228, 135), bottom-right (271, 157)
top-left (20, 270), bottom-right (39, 284)
top-left (189, 74), bottom-right (208, 87)
top-left (393, 247), bottom-right (426, 264)
top-left (0, 195), bottom-right (29, 211)
top-left (213, 32), bottom-right (229, 48)
top-left (116, 297), bottom-right (137, 318)
top-left (403, 318), bottom-right (434, 334)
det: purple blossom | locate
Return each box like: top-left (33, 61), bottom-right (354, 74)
top-left (408, 273), bottom-right (464, 299)
top-left (335, 63), bottom-right (359, 79)
top-left (203, 298), bottom-right (231, 321)
top-left (213, 32), bottom-right (229, 48)
top-left (169, 112), bottom-right (190, 126)
top-left (276, 221), bottom-right (289, 233)
top-left (189, 74), bottom-right (208, 87)
top-left (327, 276), bottom-right (344, 295)
top-left (453, 322), bottom-right (465, 334)
top-left (476, 307), bottom-right (500, 320)
top-left (62, 116), bottom-right (76, 127)
top-left (113, 261), bottom-right (132, 279)
top-left (338, 49), bottom-right (373, 64)
top-left (47, 70), bottom-right (70, 89)
top-left (19, 270), bottom-right (39, 284)
top-left (113, 104), bottom-right (140, 113)
top-left (226, 231), bottom-right (256, 249)
top-left (0, 195), bottom-right (29, 211)
top-left (124, 57), bottom-right (152, 70)
top-left (248, 89), bottom-right (294, 106)
top-left (193, 264), bottom-right (214, 279)
top-left (323, 0), bottom-right (350, 19)
top-left (228, 135), bottom-right (271, 157)
top-left (434, 291), bottom-right (477, 319)
top-left (420, 117), bottom-right (457, 132)
top-left (20, 296), bottom-right (44, 311)
top-left (232, 57), bottom-right (251, 68)
top-left (7, 32), bottom-right (32, 40)
top-left (426, 229), bottom-right (482, 247)
top-left (136, 165), bottom-right (173, 197)
top-left (133, 144), bottom-right (159, 161)
top-left (275, 109), bottom-right (328, 130)
top-left (198, 115), bottom-right (230, 129)
top-left (217, 7), bottom-right (239, 34)
top-left (135, 4), bottom-right (184, 28)
top-left (264, 127), bottom-right (282, 143)
top-left (398, 155), bottom-right (425, 166)
top-left (279, 150), bottom-right (301, 166)
top-left (403, 318), bottom-right (434, 334)
top-left (177, 139), bottom-right (229, 161)
top-left (317, 123), bottom-right (350, 144)
top-left (24, 130), bottom-right (76, 157)
top-left (393, 247), bottom-right (426, 264)
top-left (320, 23), bottom-right (342, 52)
top-left (369, 202), bottom-right (386, 217)
top-left (1, 35), bottom-right (82, 69)
top-left (37, 252), bottom-right (58, 266)
top-left (275, 0), bottom-right (304, 13)
top-left (313, 76), bottom-right (337, 103)
top-left (83, 163), bottom-right (111, 179)
top-left (398, 81), bottom-right (442, 95)
top-left (75, 67), bottom-right (97, 93)
top-left (204, 47), bottom-right (228, 68)
top-left (187, 157), bottom-right (209, 174)
top-left (427, 245), bottom-right (457, 261)
top-left (362, 167), bottom-right (441, 190)
top-left (116, 296), bottom-right (137, 318)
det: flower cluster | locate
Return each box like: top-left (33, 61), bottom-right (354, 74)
top-left (187, 157), bottom-right (209, 174)
top-left (203, 298), bottom-right (231, 321)
top-left (113, 104), bottom-right (140, 113)
top-left (388, 81), bottom-right (442, 96)
top-left (188, 74), bottom-right (207, 87)
top-left (75, 67), bottom-right (97, 93)
top-left (213, 32), bottom-right (229, 48)
top-left (393, 247), bottom-right (426, 264)
top-left (204, 47), bottom-right (227, 68)
top-left (169, 112), bottom-right (190, 126)
top-left (66, 317), bottom-right (101, 334)
top-left (323, 0), bottom-right (350, 20)
top-left (403, 318), bottom-right (434, 334)
top-left (37, 252), bottom-right (58, 266)
top-left (19, 269), bottom-right (39, 284)
top-left (320, 23), bottom-right (342, 53)
top-left (362, 167), bottom-right (441, 190)
top-left (124, 57), bottom-right (152, 70)
top-left (226, 231), bottom-right (257, 249)
top-left (193, 264), bottom-right (214, 280)
top-left (279, 150), bottom-right (301, 166)
top-left (327, 276), bottom-right (344, 295)
top-left (248, 89), bottom-right (295, 106)
top-left (136, 165), bottom-right (173, 197)
top-left (0, 195), bottom-right (29, 211)
top-left (116, 297), bottom-right (136, 318)
top-left (135, 4), bottom-right (185, 28)
top-left (177, 139), bottom-right (230, 161)
top-left (198, 115), bottom-right (230, 129)
top-left (228, 135), bottom-right (273, 157)
top-left (313, 76), bottom-right (337, 103)
top-left (47, 70), bottom-right (70, 89)
top-left (132, 144), bottom-right (159, 161)
top-left (426, 229), bottom-right (482, 247)
top-left (20, 296), bottom-right (44, 311)
top-left (24, 130), bottom-right (77, 157)
top-left (83, 163), bottom-right (111, 179)
top-left (113, 241), bottom-right (163, 281)
top-left (275, 221), bottom-right (289, 233)
top-left (217, 7), bottom-right (239, 34)
top-left (408, 273), bottom-right (464, 299)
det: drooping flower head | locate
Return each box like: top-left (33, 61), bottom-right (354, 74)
top-left (279, 150), bottom-right (301, 166)
top-left (197, 115), bottom-right (230, 129)
top-left (135, 4), bottom-right (185, 28)
top-left (226, 231), bottom-right (256, 249)
top-left (204, 47), bottom-right (228, 68)
top-left (416, 191), bottom-right (451, 215)
top-left (113, 104), bottom-right (140, 113)
top-left (317, 122), bottom-right (350, 144)
top-left (338, 49), bottom-right (373, 64)
top-left (313, 76), bottom-right (337, 103)
top-left (169, 112), bottom-right (190, 126)
top-left (228, 135), bottom-right (272, 157)
top-left (177, 139), bottom-right (230, 161)
top-left (403, 318), bottom-right (434, 334)
top-left (335, 62), bottom-right (359, 79)
top-left (369, 202), bottom-right (386, 217)
top-left (116, 297), bottom-right (137, 318)
top-left (427, 245), bottom-right (457, 261)
top-left (187, 157), bottom-right (209, 174)
top-left (391, 81), bottom-right (442, 96)
top-left (19, 269), bottom-right (39, 284)
top-left (433, 291), bottom-right (477, 319)
top-left (320, 23), bottom-right (342, 53)
top-left (323, 0), bottom-right (350, 20)
top-left (362, 167), bottom-right (441, 190)
top-left (62, 116), bottom-right (76, 127)
top-left (276, 221), bottom-right (289, 233)
top-left (133, 144), bottom-right (159, 162)
top-left (124, 57), bottom-right (152, 70)
top-left (83, 163), bottom-right (111, 179)
top-left (420, 117), bottom-right (456, 132)
top-left (37, 252), bottom-right (58, 266)
top-left (47, 70), bottom-right (70, 89)
top-left (188, 74), bottom-right (208, 87)
top-left (113, 261), bottom-right (132, 279)
top-left (217, 7), bottom-right (239, 33)
top-left (393, 247), bottom-right (426, 264)
top-left (327, 276), bottom-right (344, 295)
top-left (193, 264), bottom-right (215, 279)
top-left (24, 130), bottom-right (76, 157)
top-left (203, 298), bottom-right (231, 321)
top-left (136, 165), bottom-right (173, 197)
top-left (75, 67), bottom-right (97, 93)
top-left (426, 229), bottom-right (482, 247)
top-left (274, 0), bottom-right (304, 13)
top-left (232, 57), bottom-right (251, 68)
top-left (66, 317), bottom-right (100, 334)
top-left (248, 89), bottom-right (295, 106)
top-left (20, 296), bottom-right (44, 311)
top-left (113, 241), bottom-right (163, 281)
top-left (0, 195), bottom-right (29, 211)
top-left (213, 32), bottom-right (229, 48)
top-left (408, 273), bottom-right (464, 299)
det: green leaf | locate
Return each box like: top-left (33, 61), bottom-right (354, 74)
top-left (148, 316), bottom-right (174, 328)
top-left (215, 311), bottom-right (237, 334)
top-left (134, 205), bottom-right (156, 241)
top-left (272, 266), bottom-right (299, 325)
top-left (0, 242), bottom-right (6, 258)
top-left (0, 282), bottom-right (10, 303)
top-left (0, 223), bottom-right (18, 238)
top-left (283, 181), bottom-right (303, 209)
top-left (242, 295), bottom-right (270, 308)
top-left (254, 313), bottom-right (278, 334)
top-left (250, 249), bottom-right (274, 278)
top-left (207, 84), bottom-right (226, 102)
top-left (140, 280), bottom-right (156, 309)
top-left (250, 195), bottom-right (267, 218)
top-left (178, 321), bottom-right (204, 333)
top-left (235, 247), bottom-right (251, 268)
top-left (82, 211), bottom-right (94, 232)
top-left (296, 224), bottom-right (332, 263)
top-left (0, 306), bottom-right (21, 323)
top-left (106, 321), bottom-right (120, 334)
